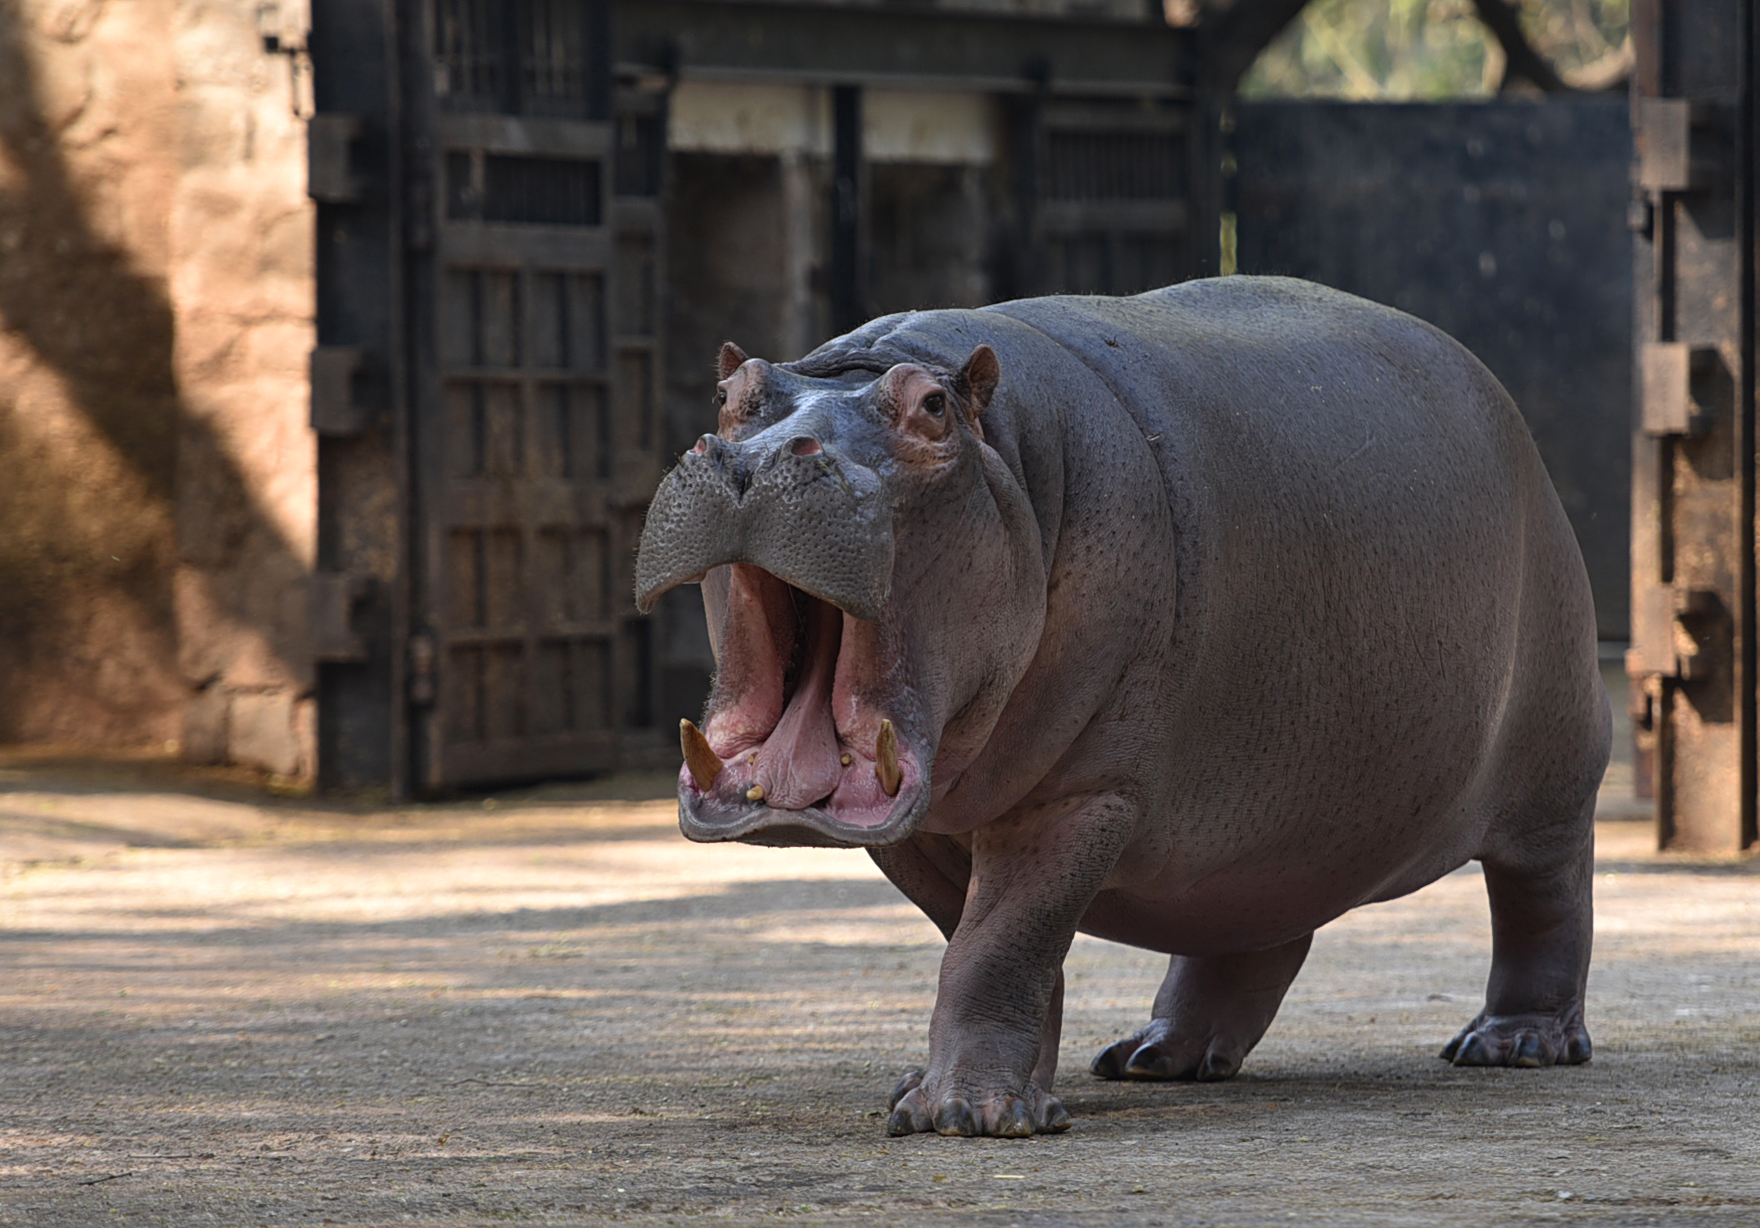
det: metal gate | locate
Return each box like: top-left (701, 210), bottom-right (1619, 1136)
top-left (1226, 99), bottom-right (1634, 641)
top-left (1626, 0), bottom-right (1758, 852)
top-left (309, 0), bottom-right (667, 793)
top-left (1007, 97), bottom-right (1212, 298)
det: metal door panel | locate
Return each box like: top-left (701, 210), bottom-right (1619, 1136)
top-left (1227, 99), bottom-right (1634, 641)
top-left (405, 0), bottom-right (666, 791)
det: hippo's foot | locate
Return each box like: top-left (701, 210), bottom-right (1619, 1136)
top-left (1090, 936), bottom-right (1314, 1083)
top-left (1440, 1007), bottom-right (1591, 1068)
top-left (1089, 1018), bottom-right (1249, 1082)
top-left (885, 1069), bottom-right (1071, 1137)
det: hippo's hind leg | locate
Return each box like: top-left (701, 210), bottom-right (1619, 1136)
top-left (1091, 934), bottom-right (1312, 1082)
top-left (1444, 797), bottom-right (1595, 1067)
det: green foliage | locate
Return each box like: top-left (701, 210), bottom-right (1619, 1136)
top-left (1240, 0), bottom-right (1630, 99)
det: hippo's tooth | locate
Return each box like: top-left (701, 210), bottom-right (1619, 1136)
top-left (875, 719), bottom-right (902, 797)
top-left (680, 719), bottom-right (724, 791)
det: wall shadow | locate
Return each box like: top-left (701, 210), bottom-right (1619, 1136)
top-left (0, 0), bottom-right (309, 747)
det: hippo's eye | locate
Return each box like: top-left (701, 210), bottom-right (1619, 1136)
top-left (714, 389), bottom-right (728, 406)
top-left (923, 393), bottom-right (945, 418)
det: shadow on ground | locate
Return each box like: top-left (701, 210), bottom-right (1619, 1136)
top-left (0, 754), bottom-right (1756, 1227)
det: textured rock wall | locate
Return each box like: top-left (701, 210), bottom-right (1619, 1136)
top-left (0, 0), bottom-right (316, 777)
top-left (168, 0), bottom-right (315, 778)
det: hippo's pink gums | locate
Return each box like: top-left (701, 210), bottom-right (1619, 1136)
top-left (634, 277), bottom-right (1609, 1138)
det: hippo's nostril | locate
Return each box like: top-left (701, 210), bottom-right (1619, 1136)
top-left (690, 435), bottom-right (710, 455)
top-left (790, 437), bottom-right (823, 457)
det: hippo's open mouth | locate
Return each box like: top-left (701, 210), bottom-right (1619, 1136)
top-left (677, 563), bottom-right (926, 848)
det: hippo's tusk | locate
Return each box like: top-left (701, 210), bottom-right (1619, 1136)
top-left (875, 719), bottom-right (902, 797)
top-left (680, 719), bottom-right (724, 792)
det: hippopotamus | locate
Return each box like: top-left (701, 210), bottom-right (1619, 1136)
top-left (633, 276), bottom-right (1609, 1138)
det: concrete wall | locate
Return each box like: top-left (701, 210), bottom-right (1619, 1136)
top-left (0, 0), bottom-right (316, 777)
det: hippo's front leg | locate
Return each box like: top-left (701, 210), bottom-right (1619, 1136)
top-left (884, 800), bottom-right (1131, 1137)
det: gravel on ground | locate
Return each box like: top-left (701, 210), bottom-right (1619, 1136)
top-left (0, 744), bottom-right (1756, 1228)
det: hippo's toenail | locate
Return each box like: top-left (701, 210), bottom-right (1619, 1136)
top-left (934, 1098), bottom-right (979, 1137)
top-left (1452, 1033), bottom-right (1497, 1066)
top-left (1510, 1032), bottom-right (1547, 1068)
top-left (1197, 1051), bottom-right (1236, 1081)
top-left (888, 1070), bottom-right (923, 1109)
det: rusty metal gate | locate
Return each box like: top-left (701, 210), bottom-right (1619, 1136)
top-left (1007, 97), bottom-right (1212, 299)
top-left (309, 0), bottom-right (667, 793)
top-left (1627, 0), bottom-right (1759, 852)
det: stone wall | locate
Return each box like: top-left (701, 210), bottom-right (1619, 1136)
top-left (169, 0), bottom-right (315, 778)
top-left (0, 0), bottom-right (316, 777)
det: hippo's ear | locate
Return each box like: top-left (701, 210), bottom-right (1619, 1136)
top-left (718, 342), bottom-right (749, 380)
top-left (953, 345), bottom-right (1000, 419)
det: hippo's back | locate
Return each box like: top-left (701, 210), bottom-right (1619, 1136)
top-left (982, 277), bottom-right (1607, 909)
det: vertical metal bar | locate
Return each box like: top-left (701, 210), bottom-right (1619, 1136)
top-left (499, 0), bottom-right (521, 115)
top-left (1196, 94), bottom-right (1227, 280)
top-left (1742, 0), bottom-right (1759, 848)
top-left (999, 94), bottom-right (1037, 301)
top-left (830, 84), bottom-right (864, 336)
top-left (383, 0), bottom-right (411, 800)
top-left (310, 0), bottom-right (405, 792)
top-left (403, 0), bottom-right (447, 793)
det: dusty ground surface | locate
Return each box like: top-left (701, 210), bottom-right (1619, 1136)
top-left (1, 727), bottom-right (1756, 1228)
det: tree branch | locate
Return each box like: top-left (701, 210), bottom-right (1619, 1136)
top-left (1469, 0), bottom-right (1572, 92)
top-left (1199, 0), bottom-right (1318, 92)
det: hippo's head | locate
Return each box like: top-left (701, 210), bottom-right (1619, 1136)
top-left (635, 337), bottom-right (1045, 848)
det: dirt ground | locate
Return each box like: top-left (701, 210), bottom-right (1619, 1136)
top-left (1, 713), bottom-right (1757, 1227)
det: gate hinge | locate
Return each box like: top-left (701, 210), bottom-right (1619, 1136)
top-left (1636, 97), bottom-right (1722, 194)
top-left (310, 345), bottom-right (380, 436)
top-left (1639, 342), bottom-right (1720, 437)
top-left (255, 0), bottom-right (309, 54)
top-left (309, 572), bottom-right (371, 662)
top-left (1629, 584), bottom-right (1725, 681)
top-left (309, 113), bottom-right (364, 203)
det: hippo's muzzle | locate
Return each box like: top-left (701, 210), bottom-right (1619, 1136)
top-left (634, 433), bottom-right (894, 621)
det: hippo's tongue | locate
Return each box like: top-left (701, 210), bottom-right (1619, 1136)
top-left (754, 598), bottom-right (844, 808)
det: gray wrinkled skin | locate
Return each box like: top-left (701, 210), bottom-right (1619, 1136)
top-left (637, 427), bottom-right (895, 623)
top-left (634, 277), bottom-right (1610, 1138)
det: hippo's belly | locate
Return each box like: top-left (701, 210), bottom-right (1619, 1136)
top-left (1078, 849), bottom-right (1472, 955)
top-left (1076, 783), bottom-right (1490, 956)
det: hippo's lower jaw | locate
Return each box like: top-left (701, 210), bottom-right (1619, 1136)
top-left (676, 778), bottom-right (930, 849)
top-left (676, 706), bottom-right (931, 848)
top-left (673, 563), bottom-right (933, 848)
top-left (675, 718), bottom-right (930, 848)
